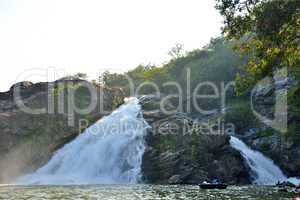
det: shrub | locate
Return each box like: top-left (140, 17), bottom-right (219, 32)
top-left (225, 100), bottom-right (259, 134)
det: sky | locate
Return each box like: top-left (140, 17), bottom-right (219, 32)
top-left (0, 0), bottom-right (223, 92)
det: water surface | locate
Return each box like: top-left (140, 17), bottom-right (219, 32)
top-left (0, 185), bottom-right (298, 200)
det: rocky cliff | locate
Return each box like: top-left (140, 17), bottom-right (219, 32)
top-left (140, 96), bottom-right (250, 185)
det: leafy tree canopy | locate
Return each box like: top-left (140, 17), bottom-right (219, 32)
top-left (216, 0), bottom-right (300, 93)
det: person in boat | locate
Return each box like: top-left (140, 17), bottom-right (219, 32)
top-left (201, 178), bottom-right (223, 185)
top-left (199, 178), bottom-right (227, 189)
top-left (212, 178), bottom-right (221, 184)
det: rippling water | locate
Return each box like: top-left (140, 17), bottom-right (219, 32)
top-left (0, 185), bottom-right (298, 200)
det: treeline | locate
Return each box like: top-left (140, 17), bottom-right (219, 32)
top-left (99, 38), bottom-right (245, 113)
top-left (101, 38), bottom-right (242, 92)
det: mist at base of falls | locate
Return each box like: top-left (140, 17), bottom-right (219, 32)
top-left (17, 97), bottom-right (150, 185)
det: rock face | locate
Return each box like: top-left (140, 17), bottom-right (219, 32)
top-left (140, 96), bottom-right (250, 185)
top-left (0, 80), bottom-right (124, 183)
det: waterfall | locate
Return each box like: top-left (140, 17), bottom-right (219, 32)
top-left (17, 97), bottom-right (150, 185)
top-left (230, 136), bottom-right (300, 185)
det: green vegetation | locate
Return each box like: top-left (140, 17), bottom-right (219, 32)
top-left (225, 100), bottom-right (259, 133)
top-left (260, 142), bottom-right (271, 152)
top-left (101, 38), bottom-right (242, 92)
top-left (216, 0), bottom-right (300, 142)
top-left (216, 0), bottom-right (300, 94)
top-left (100, 38), bottom-right (244, 114)
top-left (256, 130), bottom-right (274, 138)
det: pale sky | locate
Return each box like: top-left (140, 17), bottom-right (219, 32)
top-left (0, 0), bottom-right (222, 92)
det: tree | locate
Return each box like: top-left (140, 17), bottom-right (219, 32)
top-left (216, 0), bottom-right (300, 142)
top-left (216, 0), bottom-right (300, 93)
top-left (168, 43), bottom-right (184, 59)
top-left (59, 73), bottom-right (88, 81)
top-left (74, 73), bottom-right (88, 80)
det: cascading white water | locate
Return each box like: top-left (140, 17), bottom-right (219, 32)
top-left (229, 136), bottom-right (286, 185)
top-left (17, 97), bottom-right (150, 185)
top-left (230, 136), bottom-right (300, 186)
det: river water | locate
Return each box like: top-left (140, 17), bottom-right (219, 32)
top-left (0, 185), bottom-right (298, 200)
